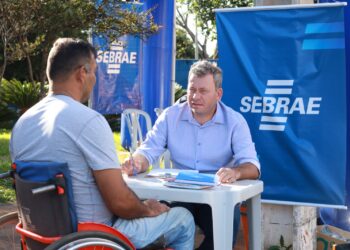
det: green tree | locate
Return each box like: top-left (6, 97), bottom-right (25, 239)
top-left (176, 0), bottom-right (253, 58)
top-left (0, 0), bottom-right (158, 92)
top-left (0, 0), bottom-right (42, 84)
top-left (176, 28), bottom-right (195, 59)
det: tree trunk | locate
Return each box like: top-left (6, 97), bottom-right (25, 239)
top-left (0, 56), bottom-right (6, 86)
top-left (0, 38), bottom-right (7, 86)
top-left (18, 36), bottom-right (34, 83)
top-left (26, 54), bottom-right (34, 83)
top-left (212, 45), bottom-right (218, 59)
top-left (39, 48), bottom-right (49, 96)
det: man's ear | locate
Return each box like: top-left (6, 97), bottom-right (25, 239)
top-left (217, 88), bottom-right (223, 100)
top-left (75, 66), bottom-right (86, 83)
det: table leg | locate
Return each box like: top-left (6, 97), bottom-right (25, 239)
top-left (211, 201), bottom-right (234, 250)
top-left (247, 194), bottom-right (261, 250)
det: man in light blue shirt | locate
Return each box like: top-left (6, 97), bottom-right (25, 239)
top-left (123, 60), bottom-right (260, 249)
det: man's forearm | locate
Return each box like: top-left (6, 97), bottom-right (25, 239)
top-left (111, 183), bottom-right (151, 219)
top-left (94, 168), bottom-right (151, 219)
top-left (235, 162), bottom-right (259, 180)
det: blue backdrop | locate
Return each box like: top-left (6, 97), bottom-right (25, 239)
top-left (91, 3), bottom-right (143, 114)
top-left (317, 0), bottom-right (350, 230)
top-left (216, 4), bottom-right (347, 206)
top-left (92, 34), bottom-right (142, 114)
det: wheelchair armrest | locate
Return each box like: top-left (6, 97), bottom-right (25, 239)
top-left (16, 222), bottom-right (61, 244)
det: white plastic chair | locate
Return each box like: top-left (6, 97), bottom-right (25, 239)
top-left (121, 108), bottom-right (170, 169)
top-left (121, 109), bottom-right (152, 154)
top-left (153, 108), bottom-right (172, 169)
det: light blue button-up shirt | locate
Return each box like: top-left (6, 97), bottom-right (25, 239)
top-left (136, 101), bottom-right (260, 172)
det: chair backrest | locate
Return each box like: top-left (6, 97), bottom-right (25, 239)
top-left (121, 108), bottom-right (173, 169)
top-left (121, 109), bottom-right (152, 153)
top-left (153, 108), bottom-right (172, 169)
top-left (14, 161), bottom-right (77, 250)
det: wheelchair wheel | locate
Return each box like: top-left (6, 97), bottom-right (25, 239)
top-left (45, 231), bottom-right (134, 250)
top-left (0, 211), bottom-right (21, 250)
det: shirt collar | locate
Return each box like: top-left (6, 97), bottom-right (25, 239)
top-left (180, 101), bottom-right (225, 125)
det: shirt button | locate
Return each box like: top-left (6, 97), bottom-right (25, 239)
top-left (196, 160), bottom-right (199, 163)
top-left (198, 143), bottom-right (201, 146)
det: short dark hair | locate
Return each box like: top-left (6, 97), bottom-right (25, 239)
top-left (46, 38), bottom-right (97, 82)
top-left (189, 60), bottom-right (223, 89)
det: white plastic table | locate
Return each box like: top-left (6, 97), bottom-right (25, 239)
top-left (125, 173), bottom-right (263, 250)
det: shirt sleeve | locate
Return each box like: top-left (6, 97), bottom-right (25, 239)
top-left (232, 116), bottom-right (261, 173)
top-left (76, 115), bottom-right (120, 171)
top-left (135, 110), bottom-right (168, 165)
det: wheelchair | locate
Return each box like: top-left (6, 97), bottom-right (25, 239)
top-left (0, 161), bottom-right (169, 250)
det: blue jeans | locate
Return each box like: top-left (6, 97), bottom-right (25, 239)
top-left (171, 202), bottom-right (241, 250)
top-left (113, 207), bottom-right (195, 249)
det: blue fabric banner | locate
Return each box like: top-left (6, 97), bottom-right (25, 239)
top-left (140, 0), bottom-right (175, 123)
top-left (216, 4), bottom-right (347, 206)
top-left (91, 3), bottom-right (143, 115)
top-left (91, 34), bottom-right (142, 114)
top-left (318, 0), bottom-right (350, 230)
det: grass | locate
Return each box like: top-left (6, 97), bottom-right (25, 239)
top-left (0, 129), bottom-right (15, 203)
top-left (0, 129), bottom-right (127, 203)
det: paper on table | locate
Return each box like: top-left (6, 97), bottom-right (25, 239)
top-left (146, 169), bottom-right (199, 179)
top-left (164, 181), bottom-right (214, 190)
top-left (174, 172), bottom-right (219, 186)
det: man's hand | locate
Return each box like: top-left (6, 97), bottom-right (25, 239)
top-left (216, 163), bottom-right (260, 183)
top-left (121, 157), bottom-right (142, 176)
top-left (216, 167), bottom-right (241, 183)
top-left (121, 154), bottom-right (148, 176)
top-left (143, 199), bottom-right (170, 217)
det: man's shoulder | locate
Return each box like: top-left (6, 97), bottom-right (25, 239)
top-left (22, 95), bottom-right (103, 126)
top-left (163, 101), bottom-right (188, 117)
top-left (219, 101), bottom-right (246, 123)
top-left (54, 95), bottom-right (101, 118)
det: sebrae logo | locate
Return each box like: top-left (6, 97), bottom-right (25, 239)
top-left (96, 41), bottom-right (137, 75)
top-left (240, 80), bottom-right (322, 131)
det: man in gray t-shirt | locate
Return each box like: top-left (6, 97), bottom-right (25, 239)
top-left (10, 38), bottom-right (195, 250)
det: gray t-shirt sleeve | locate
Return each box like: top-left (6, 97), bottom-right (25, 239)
top-left (76, 115), bottom-right (120, 171)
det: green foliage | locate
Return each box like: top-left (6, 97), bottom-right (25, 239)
top-left (176, 0), bottom-right (252, 58)
top-left (0, 129), bottom-right (15, 203)
top-left (0, 79), bottom-right (44, 115)
top-left (268, 235), bottom-right (292, 250)
top-left (175, 83), bottom-right (187, 101)
top-left (0, 100), bottom-right (17, 129)
top-left (178, 0), bottom-right (253, 41)
top-left (176, 28), bottom-right (195, 59)
top-left (1, 0), bottom-right (159, 84)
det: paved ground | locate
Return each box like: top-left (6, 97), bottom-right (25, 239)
top-left (0, 202), bottom-right (246, 250)
top-left (0, 203), bottom-right (16, 216)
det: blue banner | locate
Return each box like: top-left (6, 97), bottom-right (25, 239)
top-left (216, 4), bottom-right (347, 206)
top-left (91, 3), bottom-right (142, 115)
top-left (140, 0), bottom-right (175, 123)
top-left (91, 34), bottom-right (142, 114)
top-left (318, 0), bottom-right (350, 230)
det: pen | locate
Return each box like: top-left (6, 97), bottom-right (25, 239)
top-left (129, 151), bottom-right (137, 176)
